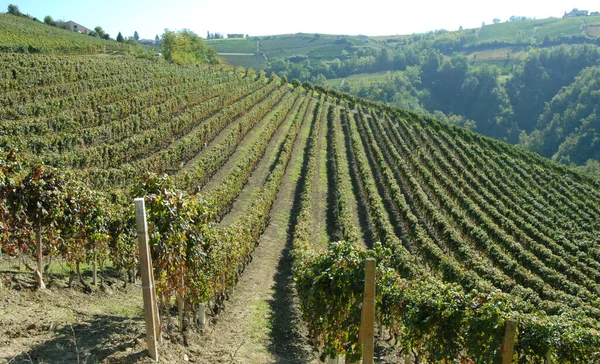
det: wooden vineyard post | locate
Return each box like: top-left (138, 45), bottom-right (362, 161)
top-left (35, 218), bottom-right (45, 289)
top-left (361, 258), bottom-right (376, 364)
top-left (135, 198), bottom-right (159, 362)
top-left (327, 356), bottom-right (341, 364)
top-left (545, 347), bottom-right (552, 364)
top-left (92, 258), bottom-right (97, 286)
top-left (500, 319), bottom-right (517, 364)
top-left (198, 303), bottom-right (207, 328)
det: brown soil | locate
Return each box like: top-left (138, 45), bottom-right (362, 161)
top-left (0, 262), bottom-right (156, 364)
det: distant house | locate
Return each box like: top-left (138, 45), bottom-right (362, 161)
top-left (563, 9), bottom-right (589, 18)
top-left (62, 21), bottom-right (92, 34)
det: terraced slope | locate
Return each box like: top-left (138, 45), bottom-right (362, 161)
top-left (1, 51), bottom-right (599, 363)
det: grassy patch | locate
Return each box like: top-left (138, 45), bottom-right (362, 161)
top-left (219, 54), bottom-right (266, 68)
top-left (249, 299), bottom-right (272, 342)
top-left (206, 38), bottom-right (256, 53)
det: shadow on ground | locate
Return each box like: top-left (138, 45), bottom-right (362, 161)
top-left (267, 102), bottom-right (318, 364)
top-left (10, 314), bottom-right (146, 364)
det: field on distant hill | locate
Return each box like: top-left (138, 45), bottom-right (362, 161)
top-left (2, 9), bottom-right (600, 364)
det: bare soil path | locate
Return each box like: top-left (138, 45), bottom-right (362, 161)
top-left (194, 98), bottom-right (319, 363)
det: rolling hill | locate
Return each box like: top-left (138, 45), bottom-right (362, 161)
top-left (207, 14), bottom-right (600, 173)
top-left (1, 9), bottom-right (600, 363)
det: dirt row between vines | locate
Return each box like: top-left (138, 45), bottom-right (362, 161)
top-left (218, 95), bottom-right (304, 226)
top-left (194, 97), bottom-right (319, 363)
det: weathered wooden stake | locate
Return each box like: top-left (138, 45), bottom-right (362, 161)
top-left (92, 258), bottom-right (98, 286)
top-left (362, 258), bottom-right (376, 364)
top-left (198, 303), bottom-right (207, 328)
top-left (545, 347), bottom-right (552, 364)
top-left (327, 355), bottom-right (341, 364)
top-left (500, 319), bottom-right (517, 364)
top-left (135, 198), bottom-right (159, 362)
top-left (36, 219), bottom-right (45, 289)
top-left (178, 272), bottom-right (184, 333)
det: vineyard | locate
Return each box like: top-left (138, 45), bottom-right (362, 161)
top-left (1, 45), bottom-right (600, 362)
top-left (0, 13), bottom-right (132, 54)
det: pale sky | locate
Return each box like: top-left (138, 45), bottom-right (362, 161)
top-left (2, 0), bottom-right (599, 40)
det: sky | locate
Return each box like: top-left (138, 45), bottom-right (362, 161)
top-left (2, 0), bottom-right (599, 40)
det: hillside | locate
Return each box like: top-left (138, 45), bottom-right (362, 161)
top-left (1, 11), bottom-right (600, 363)
top-left (208, 15), bottom-right (600, 172)
top-left (0, 13), bottom-right (132, 54)
top-left (207, 33), bottom-right (385, 70)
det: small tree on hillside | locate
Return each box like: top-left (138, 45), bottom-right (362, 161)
top-left (134, 31), bottom-right (139, 41)
top-left (44, 15), bottom-right (55, 26)
top-left (116, 32), bottom-right (124, 43)
top-left (94, 26), bottom-right (105, 38)
top-left (161, 29), bottom-right (221, 65)
top-left (7, 4), bottom-right (22, 16)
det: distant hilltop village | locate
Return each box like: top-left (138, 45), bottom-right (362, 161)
top-left (563, 8), bottom-right (600, 18)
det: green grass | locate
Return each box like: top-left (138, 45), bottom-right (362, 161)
top-left (476, 16), bottom-right (600, 43)
top-left (325, 71), bottom-right (394, 87)
top-left (219, 54), bottom-right (266, 69)
top-left (258, 34), bottom-right (380, 61)
top-left (206, 38), bottom-right (257, 53)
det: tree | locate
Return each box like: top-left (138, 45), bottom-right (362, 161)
top-left (493, 18), bottom-right (501, 24)
top-left (133, 30), bottom-right (139, 41)
top-left (161, 29), bottom-right (221, 65)
top-left (7, 4), bottom-right (21, 16)
top-left (116, 32), bottom-right (124, 43)
top-left (94, 26), bottom-right (105, 38)
top-left (44, 15), bottom-right (55, 26)
top-left (155, 34), bottom-right (160, 45)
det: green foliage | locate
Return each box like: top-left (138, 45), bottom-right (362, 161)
top-left (522, 65), bottom-right (600, 164)
top-left (161, 29), bottom-right (221, 65)
top-left (43, 15), bottom-right (55, 26)
top-left (116, 32), bottom-right (123, 43)
top-left (7, 4), bottom-right (21, 16)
